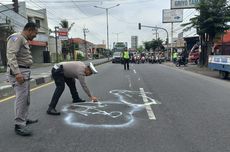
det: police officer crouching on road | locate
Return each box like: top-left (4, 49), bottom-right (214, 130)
top-left (47, 61), bottom-right (98, 115)
top-left (7, 22), bottom-right (38, 136)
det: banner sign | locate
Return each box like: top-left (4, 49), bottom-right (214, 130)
top-left (58, 28), bottom-right (68, 40)
top-left (171, 0), bottom-right (200, 9)
top-left (162, 9), bottom-right (183, 23)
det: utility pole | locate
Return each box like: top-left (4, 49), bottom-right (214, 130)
top-left (171, 23), bottom-right (174, 61)
top-left (55, 26), bottom-right (59, 63)
top-left (83, 27), bottom-right (89, 59)
top-left (152, 29), bottom-right (158, 40)
top-left (113, 32), bottom-right (122, 42)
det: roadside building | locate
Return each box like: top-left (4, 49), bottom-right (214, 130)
top-left (131, 36), bottom-right (138, 50)
top-left (213, 31), bottom-right (230, 55)
top-left (0, 1), bottom-right (49, 65)
top-left (69, 38), bottom-right (96, 59)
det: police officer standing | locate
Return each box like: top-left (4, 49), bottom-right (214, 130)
top-left (47, 61), bottom-right (98, 115)
top-left (122, 47), bottom-right (130, 70)
top-left (7, 22), bottom-right (38, 136)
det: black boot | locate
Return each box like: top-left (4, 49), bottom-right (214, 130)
top-left (47, 108), bottom-right (61, 115)
top-left (73, 98), bottom-right (86, 103)
top-left (26, 119), bottom-right (38, 125)
top-left (15, 125), bottom-right (32, 136)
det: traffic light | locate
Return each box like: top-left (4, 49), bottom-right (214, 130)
top-left (12, 0), bottom-right (19, 13)
top-left (138, 23), bottom-right (141, 30)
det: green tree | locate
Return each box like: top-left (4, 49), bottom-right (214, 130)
top-left (137, 45), bottom-right (144, 53)
top-left (0, 23), bottom-right (15, 67)
top-left (144, 38), bottom-right (164, 52)
top-left (59, 19), bottom-right (69, 29)
top-left (182, 0), bottom-right (230, 66)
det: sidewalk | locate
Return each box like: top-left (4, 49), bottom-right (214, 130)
top-left (0, 58), bottom-right (111, 99)
top-left (163, 61), bottom-right (222, 79)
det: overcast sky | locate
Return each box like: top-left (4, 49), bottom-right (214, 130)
top-left (20, 0), bottom-right (197, 48)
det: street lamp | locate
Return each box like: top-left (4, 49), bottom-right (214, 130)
top-left (94, 4), bottom-right (120, 55)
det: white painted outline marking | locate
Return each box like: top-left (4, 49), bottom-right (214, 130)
top-left (127, 75), bottom-right (132, 88)
top-left (63, 89), bottom-right (161, 128)
top-left (133, 69), bottom-right (136, 74)
top-left (140, 88), bottom-right (156, 120)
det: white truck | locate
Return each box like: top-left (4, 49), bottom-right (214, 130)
top-left (208, 55), bottom-right (230, 79)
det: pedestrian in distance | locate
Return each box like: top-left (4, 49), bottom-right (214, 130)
top-left (47, 61), bottom-right (98, 115)
top-left (122, 47), bottom-right (130, 70)
top-left (7, 22), bottom-right (39, 136)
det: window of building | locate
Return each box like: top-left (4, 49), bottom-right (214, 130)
top-left (35, 19), bottom-right (40, 28)
top-left (28, 17), bottom-right (32, 22)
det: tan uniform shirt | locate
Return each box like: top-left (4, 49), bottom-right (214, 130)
top-left (59, 61), bottom-right (92, 98)
top-left (7, 33), bottom-right (33, 74)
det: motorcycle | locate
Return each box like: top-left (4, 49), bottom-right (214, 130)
top-left (141, 56), bottom-right (145, 63)
top-left (176, 56), bottom-right (187, 67)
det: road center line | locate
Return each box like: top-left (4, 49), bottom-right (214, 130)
top-left (127, 76), bottom-right (132, 88)
top-left (0, 81), bottom-right (54, 103)
top-left (140, 88), bottom-right (156, 120)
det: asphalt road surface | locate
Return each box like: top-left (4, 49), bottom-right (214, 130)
top-left (0, 62), bottom-right (230, 152)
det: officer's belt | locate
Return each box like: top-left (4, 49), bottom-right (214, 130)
top-left (8, 65), bottom-right (30, 69)
top-left (18, 65), bottom-right (30, 69)
top-left (53, 64), bottom-right (63, 70)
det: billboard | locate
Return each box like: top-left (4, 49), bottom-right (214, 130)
top-left (171, 0), bottom-right (200, 9)
top-left (162, 9), bottom-right (183, 23)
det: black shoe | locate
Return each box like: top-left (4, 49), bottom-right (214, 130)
top-left (73, 98), bottom-right (86, 103)
top-left (47, 108), bottom-right (61, 115)
top-left (15, 125), bottom-right (32, 136)
top-left (26, 119), bottom-right (38, 125)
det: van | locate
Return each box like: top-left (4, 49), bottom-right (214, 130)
top-left (112, 52), bottom-right (122, 63)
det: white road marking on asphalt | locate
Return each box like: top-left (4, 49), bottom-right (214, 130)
top-left (138, 78), bottom-right (140, 81)
top-left (128, 76), bottom-right (132, 88)
top-left (133, 69), bottom-right (136, 74)
top-left (0, 81), bottom-right (54, 103)
top-left (140, 88), bottom-right (156, 120)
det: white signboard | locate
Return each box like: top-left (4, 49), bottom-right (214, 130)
top-left (58, 36), bottom-right (68, 41)
top-left (209, 55), bottom-right (230, 65)
top-left (58, 28), bottom-right (68, 40)
top-left (171, 0), bottom-right (200, 9)
top-left (162, 9), bottom-right (183, 23)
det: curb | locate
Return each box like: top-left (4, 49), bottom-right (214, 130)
top-left (0, 59), bottom-right (111, 99)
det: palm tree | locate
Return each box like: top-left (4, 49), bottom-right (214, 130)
top-left (59, 19), bottom-right (69, 29)
top-left (182, 0), bottom-right (230, 66)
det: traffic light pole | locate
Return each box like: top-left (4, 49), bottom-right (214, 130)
top-left (138, 23), bottom-right (170, 60)
top-left (12, 0), bottom-right (19, 13)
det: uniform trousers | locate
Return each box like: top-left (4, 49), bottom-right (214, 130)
top-left (49, 65), bottom-right (81, 109)
top-left (8, 68), bottom-right (31, 126)
top-left (123, 58), bottom-right (130, 70)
